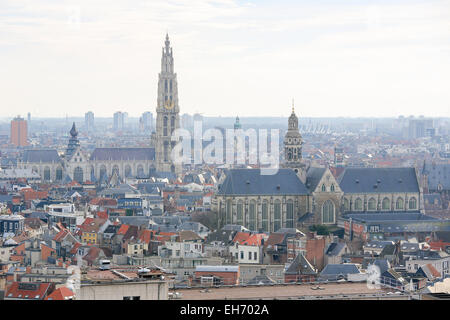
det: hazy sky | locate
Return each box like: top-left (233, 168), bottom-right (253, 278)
top-left (1, 0), bottom-right (450, 119)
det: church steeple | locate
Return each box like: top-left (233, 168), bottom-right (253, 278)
top-left (155, 33), bottom-right (181, 175)
top-left (66, 122), bottom-right (80, 158)
top-left (283, 101), bottom-right (304, 170)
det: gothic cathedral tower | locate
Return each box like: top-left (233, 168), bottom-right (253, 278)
top-left (155, 34), bottom-right (181, 174)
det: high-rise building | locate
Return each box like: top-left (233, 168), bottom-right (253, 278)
top-left (181, 113), bottom-right (193, 130)
top-left (140, 111), bottom-right (153, 132)
top-left (10, 116), bottom-right (28, 147)
top-left (155, 34), bottom-right (181, 174)
top-left (113, 111), bottom-right (125, 131)
top-left (85, 111), bottom-right (94, 132)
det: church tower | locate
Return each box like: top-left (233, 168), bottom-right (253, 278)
top-left (283, 102), bottom-right (305, 172)
top-left (66, 122), bottom-right (80, 159)
top-left (155, 34), bottom-right (181, 174)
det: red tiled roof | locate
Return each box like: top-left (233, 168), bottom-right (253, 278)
top-left (265, 233), bottom-right (286, 247)
top-left (6, 282), bottom-right (53, 300)
top-left (53, 229), bottom-right (69, 242)
top-left (79, 218), bottom-right (106, 233)
top-left (69, 242), bottom-right (82, 255)
top-left (83, 246), bottom-right (102, 264)
top-left (138, 229), bottom-right (155, 244)
top-left (117, 224), bottom-right (129, 235)
top-left (45, 287), bottom-right (74, 300)
top-left (241, 233), bottom-right (267, 246)
top-left (232, 232), bottom-right (252, 244)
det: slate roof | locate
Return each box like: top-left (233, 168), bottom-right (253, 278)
top-left (305, 167), bottom-right (326, 192)
top-left (326, 242), bottom-right (346, 256)
top-left (338, 167), bottom-right (419, 193)
top-left (423, 162), bottom-right (450, 191)
top-left (372, 259), bottom-right (390, 274)
top-left (90, 148), bottom-right (155, 161)
top-left (22, 149), bottom-right (60, 163)
top-left (217, 169), bottom-right (309, 196)
top-left (320, 264), bottom-right (360, 276)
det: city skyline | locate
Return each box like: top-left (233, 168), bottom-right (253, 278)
top-left (1, 0), bottom-right (450, 119)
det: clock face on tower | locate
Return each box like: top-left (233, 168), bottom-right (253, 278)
top-left (164, 101), bottom-right (174, 110)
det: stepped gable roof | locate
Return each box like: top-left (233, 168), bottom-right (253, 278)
top-left (217, 169), bottom-right (309, 195)
top-left (90, 147), bottom-right (155, 161)
top-left (338, 167), bottom-right (419, 193)
top-left (22, 149), bottom-right (60, 163)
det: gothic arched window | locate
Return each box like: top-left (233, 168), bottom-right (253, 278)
top-left (249, 200), bottom-right (256, 231)
top-left (56, 167), bottom-right (63, 181)
top-left (330, 184), bottom-right (335, 192)
top-left (262, 200), bottom-right (269, 232)
top-left (354, 198), bottom-right (363, 211)
top-left (274, 200), bottom-right (281, 232)
top-left (73, 167), bottom-right (83, 183)
top-left (286, 200), bottom-right (294, 228)
top-left (44, 167), bottom-right (51, 181)
top-left (409, 197), bottom-right (417, 210)
top-left (368, 198), bottom-right (376, 211)
top-left (396, 198), bottom-right (404, 210)
top-left (236, 200), bottom-right (244, 226)
top-left (321, 184), bottom-right (326, 192)
top-left (322, 200), bottom-right (335, 224)
top-left (382, 197), bottom-right (390, 211)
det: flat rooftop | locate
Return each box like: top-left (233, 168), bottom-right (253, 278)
top-left (172, 282), bottom-right (388, 300)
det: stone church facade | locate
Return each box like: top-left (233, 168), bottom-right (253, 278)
top-left (213, 105), bottom-right (423, 231)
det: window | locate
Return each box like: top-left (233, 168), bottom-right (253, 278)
top-left (322, 200), bottom-right (335, 224)
top-left (354, 198), bottom-right (363, 211)
top-left (396, 198), bottom-right (404, 210)
top-left (240, 251), bottom-right (244, 259)
top-left (248, 252), bottom-right (252, 260)
top-left (343, 198), bottom-right (350, 211)
top-left (132, 296), bottom-right (140, 300)
top-left (409, 197), bottom-right (417, 210)
top-left (249, 201), bottom-right (256, 231)
top-left (236, 201), bottom-right (244, 226)
top-left (226, 199), bottom-right (232, 224)
top-left (368, 198), bottom-right (376, 211)
top-left (262, 201), bottom-right (269, 232)
top-left (330, 184), bottom-right (335, 192)
top-left (274, 200), bottom-right (281, 232)
top-left (123, 296), bottom-right (131, 300)
top-left (321, 184), bottom-right (326, 192)
top-left (382, 198), bottom-right (390, 210)
top-left (286, 200), bottom-right (294, 228)
top-left (254, 252), bottom-right (258, 260)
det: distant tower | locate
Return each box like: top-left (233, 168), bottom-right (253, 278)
top-left (283, 102), bottom-right (304, 171)
top-left (155, 34), bottom-right (181, 174)
top-left (113, 111), bottom-right (124, 131)
top-left (66, 122), bottom-right (80, 158)
top-left (234, 116), bottom-right (241, 130)
top-left (85, 111), bottom-right (94, 132)
top-left (10, 116), bottom-right (28, 147)
top-left (334, 145), bottom-right (345, 167)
